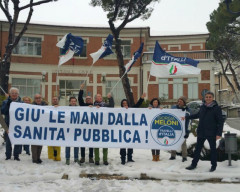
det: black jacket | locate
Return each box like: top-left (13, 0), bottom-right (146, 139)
top-left (78, 89), bottom-right (93, 106)
top-left (187, 100), bottom-right (223, 138)
top-left (120, 98), bottom-right (144, 108)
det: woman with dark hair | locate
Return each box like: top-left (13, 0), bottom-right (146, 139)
top-left (149, 98), bottom-right (162, 161)
top-left (120, 93), bottom-right (146, 165)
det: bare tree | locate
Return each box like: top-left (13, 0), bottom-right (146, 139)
top-left (90, 0), bottom-right (160, 106)
top-left (0, 0), bottom-right (57, 95)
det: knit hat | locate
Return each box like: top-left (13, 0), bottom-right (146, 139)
top-left (178, 96), bottom-right (187, 105)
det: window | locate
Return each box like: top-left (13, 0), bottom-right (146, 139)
top-left (12, 78), bottom-right (41, 99)
top-left (159, 78), bottom-right (168, 99)
top-left (108, 40), bottom-right (131, 59)
top-left (188, 78), bottom-right (198, 99)
top-left (59, 80), bottom-right (87, 106)
top-left (105, 81), bottom-right (125, 105)
top-left (13, 36), bottom-right (41, 56)
top-left (173, 78), bottom-right (183, 99)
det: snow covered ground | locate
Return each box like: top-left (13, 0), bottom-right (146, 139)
top-left (0, 123), bottom-right (239, 192)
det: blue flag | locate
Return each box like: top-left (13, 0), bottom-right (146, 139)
top-left (56, 33), bottom-right (84, 66)
top-left (90, 34), bottom-right (114, 64)
top-left (125, 42), bottom-right (144, 73)
top-left (150, 41), bottom-right (201, 77)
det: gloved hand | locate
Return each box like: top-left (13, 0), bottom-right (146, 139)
top-left (184, 133), bottom-right (189, 139)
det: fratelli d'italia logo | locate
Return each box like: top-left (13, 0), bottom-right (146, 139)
top-left (150, 113), bottom-right (183, 146)
top-left (169, 63), bottom-right (177, 75)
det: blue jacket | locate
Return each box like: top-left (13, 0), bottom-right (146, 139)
top-left (1, 96), bottom-right (22, 126)
top-left (171, 105), bottom-right (191, 136)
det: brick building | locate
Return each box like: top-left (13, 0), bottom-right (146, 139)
top-left (0, 21), bottom-right (214, 106)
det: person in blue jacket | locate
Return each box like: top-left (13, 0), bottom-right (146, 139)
top-left (169, 96), bottom-right (190, 162)
top-left (186, 91), bottom-right (224, 172)
top-left (1, 87), bottom-right (22, 161)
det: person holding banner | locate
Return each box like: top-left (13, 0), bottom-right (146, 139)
top-left (31, 94), bottom-right (47, 164)
top-left (148, 98), bottom-right (162, 162)
top-left (65, 96), bottom-right (81, 165)
top-left (169, 96), bottom-right (190, 162)
top-left (93, 92), bottom-right (114, 165)
top-left (21, 96), bottom-right (32, 155)
top-left (185, 91), bottom-right (224, 172)
top-left (120, 92), bottom-right (146, 165)
top-left (78, 83), bottom-right (94, 164)
top-left (1, 87), bottom-right (22, 161)
top-left (48, 96), bottom-right (61, 161)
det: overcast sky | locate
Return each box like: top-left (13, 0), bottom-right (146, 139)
top-left (0, 0), bottom-right (221, 35)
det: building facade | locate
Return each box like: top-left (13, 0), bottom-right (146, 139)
top-left (0, 21), bottom-right (215, 106)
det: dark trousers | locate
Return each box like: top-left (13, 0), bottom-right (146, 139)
top-left (151, 149), bottom-right (160, 155)
top-left (81, 147), bottom-right (94, 158)
top-left (5, 133), bottom-right (21, 158)
top-left (23, 145), bottom-right (30, 153)
top-left (31, 145), bottom-right (42, 161)
top-left (120, 148), bottom-right (133, 161)
top-left (192, 137), bottom-right (217, 167)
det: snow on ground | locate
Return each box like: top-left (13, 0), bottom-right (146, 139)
top-left (0, 123), bottom-right (239, 192)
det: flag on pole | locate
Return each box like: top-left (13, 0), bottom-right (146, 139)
top-left (124, 42), bottom-right (144, 74)
top-left (90, 34), bottom-right (114, 64)
top-left (150, 41), bottom-right (201, 77)
top-left (56, 33), bottom-right (84, 66)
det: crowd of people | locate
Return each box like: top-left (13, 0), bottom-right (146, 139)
top-left (1, 85), bottom-right (224, 172)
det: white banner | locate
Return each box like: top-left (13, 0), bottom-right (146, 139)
top-left (9, 103), bottom-right (186, 150)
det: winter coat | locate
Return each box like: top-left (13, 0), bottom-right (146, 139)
top-left (1, 96), bottom-right (22, 126)
top-left (78, 89), bottom-right (93, 106)
top-left (32, 101), bottom-right (48, 106)
top-left (121, 98), bottom-right (144, 108)
top-left (186, 100), bottom-right (223, 138)
top-left (171, 105), bottom-right (191, 137)
top-left (94, 97), bottom-right (114, 108)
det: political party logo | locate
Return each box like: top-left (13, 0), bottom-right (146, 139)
top-left (169, 63), bottom-right (177, 75)
top-left (150, 113), bottom-right (183, 146)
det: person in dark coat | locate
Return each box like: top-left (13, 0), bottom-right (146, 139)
top-left (78, 83), bottom-right (94, 163)
top-left (120, 93), bottom-right (146, 165)
top-left (1, 87), bottom-right (22, 161)
top-left (169, 96), bottom-right (190, 162)
top-left (31, 94), bottom-right (47, 164)
top-left (78, 83), bottom-right (94, 164)
top-left (148, 98), bottom-right (162, 162)
top-left (185, 91), bottom-right (224, 172)
top-left (93, 92), bottom-right (114, 166)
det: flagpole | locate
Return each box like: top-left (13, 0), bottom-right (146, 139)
top-left (110, 72), bottom-right (126, 93)
top-left (84, 63), bottom-right (94, 85)
top-left (56, 65), bottom-right (60, 96)
top-left (0, 85), bottom-right (6, 95)
top-left (145, 72), bottom-right (151, 94)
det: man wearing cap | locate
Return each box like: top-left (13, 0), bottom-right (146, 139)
top-left (169, 96), bottom-right (190, 162)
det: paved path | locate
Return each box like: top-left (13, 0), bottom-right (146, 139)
top-left (226, 118), bottom-right (240, 131)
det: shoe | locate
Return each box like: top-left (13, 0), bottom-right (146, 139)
top-left (156, 155), bottom-right (160, 161)
top-left (14, 157), bottom-right (20, 161)
top-left (182, 157), bottom-right (187, 162)
top-left (127, 159), bottom-right (135, 162)
top-left (209, 166), bottom-right (216, 172)
top-left (37, 159), bottom-right (42, 164)
top-left (89, 158), bottom-right (94, 164)
top-left (26, 152), bottom-right (31, 155)
top-left (95, 161), bottom-right (100, 165)
top-left (121, 160), bottom-right (125, 165)
top-left (186, 165), bottom-right (196, 170)
top-left (169, 156), bottom-right (176, 160)
top-left (80, 157), bottom-right (85, 163)
top-left (152, 155), bottom-right (156, 161)
top-left (5, 157), bottom-right (11, 160)
top-left (74, 159), bottom-right (79, 163)
top-left (104, 161), bottom-right (109, 165)
top-left (66, 159), bottom-right (70, 165)
top-left (32, 160), bottom-right (40, 164)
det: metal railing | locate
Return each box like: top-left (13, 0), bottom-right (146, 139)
top-left (142, 50), bottom-right (214, 63)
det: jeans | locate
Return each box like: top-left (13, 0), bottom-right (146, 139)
top-left (5, 133), bottom-right (21, 158)
top-left (65, 147), bottom-right (79, 160)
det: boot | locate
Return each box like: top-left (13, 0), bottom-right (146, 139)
top-left (66, 159), bottom-right (70, 165)
top-left (80, 157), bottom-right (85, 163)
top-left (156, 155), bottom-right (160, 161)
top-left (152, 155), bottom-right (156, 161)
top-left (89, 158), bottom-right (94, 164)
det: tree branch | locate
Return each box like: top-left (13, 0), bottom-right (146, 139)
top-left (0, 0), bottom-right (12, 22)
top-left (20, 0), bottom-right (54, 10)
